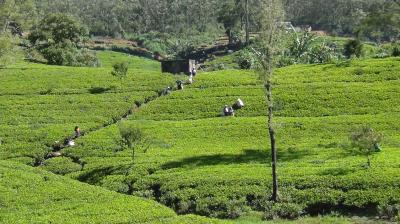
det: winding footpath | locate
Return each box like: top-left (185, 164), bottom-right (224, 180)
top-left (39, 82), bottom-right (186, 169)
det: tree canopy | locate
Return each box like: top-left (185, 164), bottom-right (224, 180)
top-left (29, 13), bottom-right (88, 46)
top-left (28, 0), bottom-right (396, 39)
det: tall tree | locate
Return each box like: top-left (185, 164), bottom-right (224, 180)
top-left (356, 0), bottom-right (400, 42)
top-left (29, 13), bottom-right (88, 46)
top-left (217, 0), bottom-right (240, 44)
top-left (252, 0), bottom-right (285, 202)
top-left (245, 0), bottom-right (250, 44)
top-left (0, 0), bottom-right (37, 34)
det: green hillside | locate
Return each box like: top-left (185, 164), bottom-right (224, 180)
top-left (62, 56), bottom-right (400, 218)
top-left (0, 160), bottom-right (224, 223)
top-left (0, 51), bottom-right (178, 166)
top-left (2, 0), bottom-right (400, 222)
top-left (1, 50), bottom-right (399, 222)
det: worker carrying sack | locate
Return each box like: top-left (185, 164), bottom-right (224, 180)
top-left (233, 98), bottom-right (245, 110)
top-left (176, 80), bottom-right (184, 90)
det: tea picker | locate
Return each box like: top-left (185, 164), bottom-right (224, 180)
top-left (75, 126), bottom-right (81, 138)
top-left (233, 98), bottom-right (245, 110)
top-left (222, 105), bottom-right (235, 117)
top-left (176, 80), bottom-right (184, 90)
top-left (161, 86), bottom-right (172, 96)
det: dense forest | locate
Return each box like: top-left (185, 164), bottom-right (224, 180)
top-left (1, 0), bottom-right (399, 40)
top-left (0, 0), bottom-right (399, 66)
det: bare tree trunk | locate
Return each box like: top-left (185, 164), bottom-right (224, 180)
top-left (265, 64), bottom-right (278, 202)
top-left (227, 29), bottom-right (232, 44)
top-left (253, 0), bottom-right (284, 203)
top-left (245, 0), bottom-right (250, 45)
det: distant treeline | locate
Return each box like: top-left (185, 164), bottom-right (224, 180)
top-left (1, 0), bottom-right (399, 41)
top-left (33, 0), bottom-right (393, 36)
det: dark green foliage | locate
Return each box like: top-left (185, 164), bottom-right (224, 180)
top-left (353, 68), bottom-right (364, 76)
top-left (111, 62), bottom-right (129, 80)
top-left (356, 1), bottom-right (400, 42)
top-left (130, 32), bottom-right (217, 59)
top-left (284, 0), bottom-right (385, 35)
top-left (217, 0), bottom-right (240, 44)
top-left (29, 13), bottom-right (98, 67)
top-left (41, 42), bottom-right (99, 66)
top-left (32, 0), bottom-right (394, 41)
top-left (343, 39), bottom-right (363, 59)
top-left (236, 49), bottom-right (259, 69)
top-left (29, 13), bottom-right (88, 45)
top-left (0, 0), bottom-right (37, 34)
top-left (393, 44), bottom-right (400, 57)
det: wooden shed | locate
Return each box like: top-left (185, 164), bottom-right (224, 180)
top-left (161, 59), bottom-right (196, 75)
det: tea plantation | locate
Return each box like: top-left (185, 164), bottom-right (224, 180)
top-left (0, 160), bottom-right (224, 223)
top-left (1, 51), bottom-right (400, 222)
top-left (66, 57), bottom-right (400, 219)
top-left (0, 51), bottom-right (178, 165)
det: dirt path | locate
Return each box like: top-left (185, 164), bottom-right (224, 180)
top-left (39, 83), bottom-right (183, 169)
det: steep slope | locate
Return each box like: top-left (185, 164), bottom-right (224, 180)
top-left (0, 160), bottom-right (225, 223)
top-left (65, 57), bottom-right (400, 218)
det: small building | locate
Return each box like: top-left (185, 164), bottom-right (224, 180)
top-left (161, 59), bottom-right (196, 75)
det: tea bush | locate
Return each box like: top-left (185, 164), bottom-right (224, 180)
top-left (42, 157), bottom-right (82, 175)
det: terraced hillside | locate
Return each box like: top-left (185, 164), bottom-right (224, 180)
top-left (0, 51), bottom-right (227, 223)
top-left (1, 51), bottom-right (400, 222)
top-left (0, 51), bottom-right (178, 166)
top-left (61, 57), bottom-right (400, 218)
top-left (0, 160), bottom-right (223, 223)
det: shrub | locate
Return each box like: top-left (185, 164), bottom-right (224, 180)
top-left (40, 43), bottom-right (99, 67)
top-left (308, 42), bottom-right (339, 64)
top-left (25, 47), bottom-right (46, 63)
top-left (349, 125), bottom-right (383, 167)
top-left (264, 203), bottom-right (304, 220)
top-left (100, 175), bottom-right (130, 194)
top-left (206, 63), bottom-right (226, 72)
top-left (236, 49), bottom-right (259, 69)
top-left (226, 199), bottom-right (248, 219)
top-left (277, 55), bottom-right (295, 67)
top-left (354, 68), bottom-right (365, 76)
top-left (111, 62), bottom-right (129, 79)
top-left (288, 31), bottom-right (317, 62)
top-left (392, 44), bottom-right (400, 57)
top-left (76, 49), bottom-right (100, 67)
top-left (343, 39), bottom-right (363, 59)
